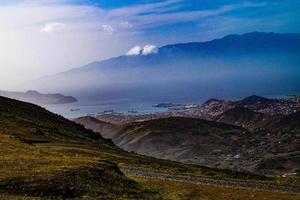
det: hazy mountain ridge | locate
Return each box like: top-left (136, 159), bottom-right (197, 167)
top-left (29, 32), bottom-right (300, 100)
top-left (70, 32), bottom-right (300, 72)
top-left (159, 32), bottom-right (300, 57)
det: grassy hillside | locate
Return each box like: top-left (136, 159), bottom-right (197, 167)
top-left (0, 133), bottom-right (152, 199)
top-left (0, 96), bottom-right (299, 199)
top-left (132, 177), bottom-right (300, 200)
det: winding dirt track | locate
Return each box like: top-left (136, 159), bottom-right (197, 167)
top-left (121, 168), bottom-right (300, 194)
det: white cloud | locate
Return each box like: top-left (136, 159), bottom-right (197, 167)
top-left (126, 45), bottom-right (158, 56)
top-left (120, 21), bottom-right (132, 29)
top-left (108, 0), bottom-right (181, 18)
top-left (126, 46), bottom-right (142, 56)
top-left (142, 45), bottom-right (158, 55)
top-left (102, 24), bottom-right (115, 35)
top-left (0, 3), bottom-right (137, 90)
top-left (41, 22), bottom-right (66, 33)
top-left (106, 1), bottom-right (267, 30)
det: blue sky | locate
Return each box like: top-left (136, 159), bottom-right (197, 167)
top-left (3, 0), bottom-right (299, 39)
top-left (0, 0), bottom-right (299, 89)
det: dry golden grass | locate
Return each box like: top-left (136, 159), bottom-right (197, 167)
top-left (132, 176), bottom-right (300, 200)
top-left (0, 133), bottom-right (93, 181)
top-left (0, 133), bottom-right (156, 199)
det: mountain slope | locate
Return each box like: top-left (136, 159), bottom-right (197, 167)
top-left (0, 96), bottom-right (111, 145)
top-left (75, 113), bottom-right (300, 175)
top-left (29, 32), bottom-right (300, 100)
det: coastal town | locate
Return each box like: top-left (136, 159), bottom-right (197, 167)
top-left (95, 95), bottom-right (300, 125)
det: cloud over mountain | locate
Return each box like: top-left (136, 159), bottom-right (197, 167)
top-left (27, 32), bottom-right (300, 103)
top-left (127, 45), bottom-right (158, 56)
top-left (126, 46), bottom-right (142, 56)
top-left (142, 45), bottom-right (158, 55)
top-left (41, 22), bottom-right (66, 33)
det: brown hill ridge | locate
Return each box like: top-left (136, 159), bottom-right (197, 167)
top-left (75, 99), bottom-right (300, 175)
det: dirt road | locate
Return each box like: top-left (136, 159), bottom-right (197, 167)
top-left (121, 168), bottom-right (300, 194)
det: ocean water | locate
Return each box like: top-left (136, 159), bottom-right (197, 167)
top-left (43, 99), bottom-right (171, 119)
top-left (41, 91), bottom-right (294, 119)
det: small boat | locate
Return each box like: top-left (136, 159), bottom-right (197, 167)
top-left (128, 110), bottom-right (138, 114)
top-left (103, 110), bottom-right (114, 114)
top-left (168, 107), bottom-right (184, 111)
top-left (184, 104), bottom-right (199, 109)
top-left (70, 108), bottom-right (80, 112)
top-left (152, 103), bottom-right (182, 108)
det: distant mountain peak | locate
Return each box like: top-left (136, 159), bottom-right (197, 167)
top-left (28, 32), bottom-right (300, 96)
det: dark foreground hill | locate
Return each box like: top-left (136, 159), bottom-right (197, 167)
top-left (3, 96), bottom-right (299, 199)
top-left (0, 96), bottom-right (109, 145)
